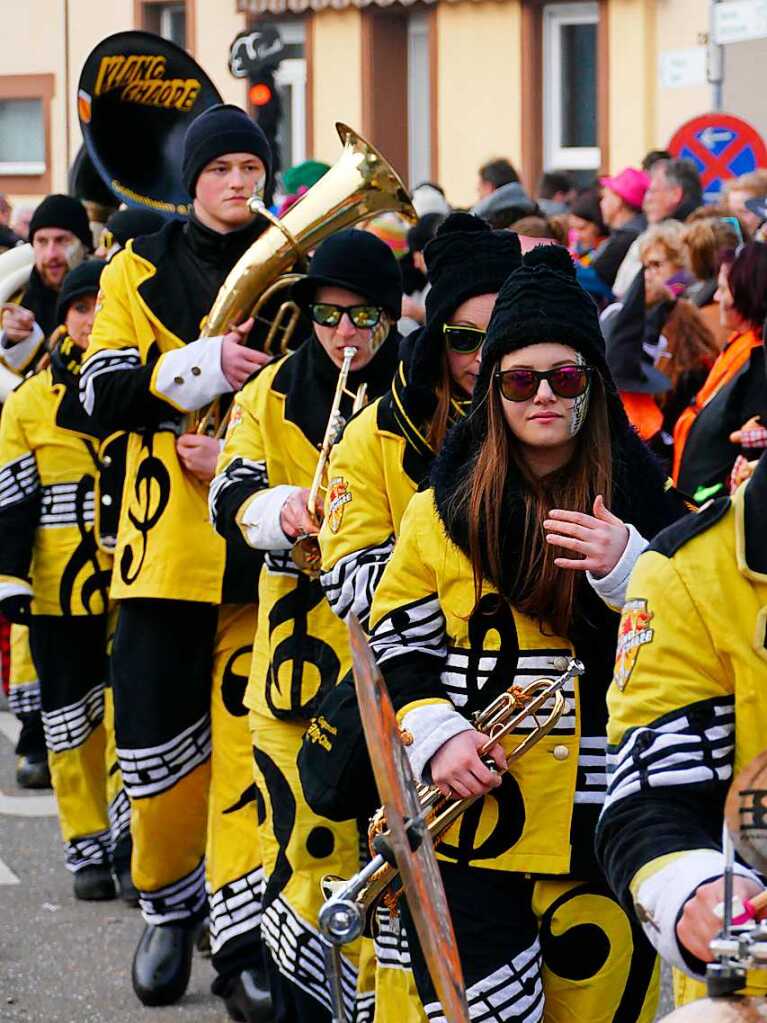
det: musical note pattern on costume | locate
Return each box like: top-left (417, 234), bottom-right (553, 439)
top-left (119, 433), bottom-right (171, 587)
top-left (320, 537), bottom-right (395, 627)
top-left (0, 452), bottom-right (39, 507)
top-left (42, 683), bottom-right (104, 753)
top-left (8, 680), bottom-right (41, 715)
top-left (117, 713), bottom-right (211, 799)
top-left (260, 893), bottom-right (359, 1019)
top-left (138, 856), bottom-right (208, 926)
top-left (39, 481), bottom-right (95, 526)
top-left (208, 456), bottom-right (268, 530)
top-left (108, 788), bottom-right (132, 850)
top-left (79, 347), bottom-right (141, 417)
top-left (374, 907), bottom-right (413, 971)
top-left (66, 829), bottom-right (112, 872)
top-left (208, 866), bottom-right (265, 955)
top-left (423, 941), bottom-right (544, 1023)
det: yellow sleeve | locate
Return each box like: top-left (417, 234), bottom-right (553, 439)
top-left (319, 401), bottom-right (396, 626)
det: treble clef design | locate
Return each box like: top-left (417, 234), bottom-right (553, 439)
top-left (120, 434), bottom-right (171, 587)
top-left (59, 473), bottom-right (111, 615)
top-left (265, 576), bottom-right (340, 721)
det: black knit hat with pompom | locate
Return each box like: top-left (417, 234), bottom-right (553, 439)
top-left (475, 243), bottom-right (609, 403)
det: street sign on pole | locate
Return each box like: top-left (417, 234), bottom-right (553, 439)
top-left (668, 112), bottom-right (767, 202)
top-left (713, 0), bottom-right (767, 46)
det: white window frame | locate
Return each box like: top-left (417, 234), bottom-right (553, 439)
top-left (0, 97), bottom-right (46, 177)
top-left (407, 12), bottom-right (431, 187)
top-left (275, 57), bottom-right (307, 168)
top-left (543, 2), bottom-right (600, 171)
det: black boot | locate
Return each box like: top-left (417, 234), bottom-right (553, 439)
top-left (131, 922), bottom-right (196, 1007)
top-left (112, 834), bottom-right (139, 907)
top-left (219, 966), bottom-right (273, 1023)
top-left (15, 753), bottom-right (51, 790)
top-left (73, 864), bottom-right (117, 901)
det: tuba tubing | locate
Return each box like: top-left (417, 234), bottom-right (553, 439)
top-left (319, 658), bottom-right (583, 942)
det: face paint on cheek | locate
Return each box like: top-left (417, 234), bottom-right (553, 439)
top-left (567, 352), bottom-right (591, 437)
top-left (65, 239), bottom-right (86, 271)
top-left (368, 312), bottom-right (391, 356)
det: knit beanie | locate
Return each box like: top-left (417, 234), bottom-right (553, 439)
top-left (291, 229), bottom-right (403, 317)
top-left (182, 104), bottom-right (273, 199)
top-left (402, 213), bottom-right (522, 419)
top-left (29, 195), bottom-right (92, 250)
top-left (56, 259), bottom-right (106, 324)
top-left (475, 244), bottom-right (609, 403)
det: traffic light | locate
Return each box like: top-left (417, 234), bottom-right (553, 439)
top-left (248, 68), bottom-right (282, 175)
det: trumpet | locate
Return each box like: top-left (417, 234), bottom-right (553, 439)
top-left (319, 657), bottom-right (582, 944)
top-left (292, 345), bottom-right (367, 576)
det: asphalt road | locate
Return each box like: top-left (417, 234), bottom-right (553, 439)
top-left (0, 699), bottom-right (675, 1022)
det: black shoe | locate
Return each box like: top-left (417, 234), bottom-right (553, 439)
top-left (195, 917), bottom-right (211, 958)
top-left (115, 867), bottom-right (140, 907)
top-left (221, 967), bottom-right (273, 1023)
top-left (15, 754), bottom-right (51, 790)
top-left (73, 864), bottom-right (117, 901)
top-left (131, 923), bottom-right (195, 1007)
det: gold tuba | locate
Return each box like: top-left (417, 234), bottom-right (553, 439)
top-left (319, 658), bottom-right (581, 939)
top-left (192, 121), bottom-right (415, 433)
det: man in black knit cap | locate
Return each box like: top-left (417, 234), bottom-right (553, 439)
top-left (79, 104), bottom-right (274, 1020)
top-left (1, 194), bottom-right (92, 372)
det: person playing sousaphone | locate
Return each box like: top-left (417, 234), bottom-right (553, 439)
top-left (80, 103), bottom-right (273, 1018)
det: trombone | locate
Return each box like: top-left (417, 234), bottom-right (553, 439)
top-left (319, 657), bottom-right (582, 944)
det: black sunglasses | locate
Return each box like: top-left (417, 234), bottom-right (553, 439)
top-left (495, 365), bottom-right (593, 402)
top-left (310, 302), bottom-right (383, 329)
top-left (442, 324), bottom-right (486, 354)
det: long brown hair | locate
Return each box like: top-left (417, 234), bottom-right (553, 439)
top-left (656, 299), bottom-right (718, 393)
top-left (425, 351), bottom-right (453, 452)
top-left (450, 368), bottom-right (613, 636)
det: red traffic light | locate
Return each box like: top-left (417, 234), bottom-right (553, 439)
top-left (249, 82), bottom-right (273, 107)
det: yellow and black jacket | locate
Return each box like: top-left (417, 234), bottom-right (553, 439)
top-left (596, 451), bottom-right (767, 985)
top-left (0, 335), bottom-right (113, 615)
top-left (367, 411), bottom-right (685, 878)
top-left (210, 333), bottom-right (399, 720)
top-left (0, 266), bottom-right (58, 374)
top-left (81, 215), bottom-right (266, 604)
top-left (318, 357), bottom-right (467, 629)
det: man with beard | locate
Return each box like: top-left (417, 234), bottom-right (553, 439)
top-left (1, 194), bottom-right (92, 371)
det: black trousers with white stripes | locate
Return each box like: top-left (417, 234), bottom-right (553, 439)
top-left (28, 614), bottom-right (127, 872)
top-left (112, 598), bottom-right (266, 986)
top-left (402, 863), bottom-right (659, 1023)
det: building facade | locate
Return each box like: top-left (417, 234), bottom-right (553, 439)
top-left (1, 0), bottom-right (765, 209)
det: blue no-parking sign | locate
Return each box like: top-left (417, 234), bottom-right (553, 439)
top-left (668, 113), bottom-right (767, 203)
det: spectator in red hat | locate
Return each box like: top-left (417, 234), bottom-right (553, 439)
top-left (575, 168), bottom-right (650, 303)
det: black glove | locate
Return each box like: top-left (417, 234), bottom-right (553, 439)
top-left (0, 594), bottom-right (31, 625)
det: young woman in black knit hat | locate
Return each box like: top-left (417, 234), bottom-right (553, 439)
top-left (366, 245), bottom-right (687, 1022)
top-left (304, 213), bottom-right (521, 1022)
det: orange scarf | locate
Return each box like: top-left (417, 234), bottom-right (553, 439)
top-left (672, 328), bottom-right (762, 482)
top-left (619, 392), bottom-right (663, 441)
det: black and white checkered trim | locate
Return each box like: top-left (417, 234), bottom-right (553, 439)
top-left (39, 482), bottom-right (95, 527)
top-left (139, 857), bottom-right (207, 926)
top-left (66, 829), bottom-right (111, 873)
top-left (42, 683), bottom-right (104, 753)
top-left (108, 788), bottom-right (131, 848)
top-left (370, 595), bottom-right (446, 665)
top-left (208, 866), bottom-right (265, 955)
top-left (261, 894), bottom-right (358, 1017)
top-left (603, 697), bottom-right (735, 813)
top-left (79, 347), bottom-right (141, 415)
top-left (8, 679), bottom-right (40, 715)
top-left (424, 939), bottom-right (543, 1023)
top-left (0, 452), bottom-right (39, 508)
top-left (117, 714), bottom-right (211, 799)
top-left (209, 456), bottom-right (268, 529)
top-left (320, 538), bottom-right (394, 626)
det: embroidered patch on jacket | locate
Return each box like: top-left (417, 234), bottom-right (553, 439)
top-left (225, 401), bottom-right (243, 438)
top-left (614, 599), bottom-right (654, 691)
top-left (327, 477), bottom-right (351, 534)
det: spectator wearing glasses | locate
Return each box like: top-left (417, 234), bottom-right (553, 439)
top-left (209, 228), bottom-right (402, 1022)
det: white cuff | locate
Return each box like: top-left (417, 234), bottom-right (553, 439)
top-left (0, 322), bottom-right (44, 371)
top-left (399, 703), bottom-right (474, 784)
top-left (633, 850), bottom-right (762, 978)
top-left (239, 485), bottom-right (301, 550)
top-left (0, 578), bottom-right (33, 602)
top-left (587, 523), bottom-right (647, 611)
top-left (152, 337), bottom-right (233, 412)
